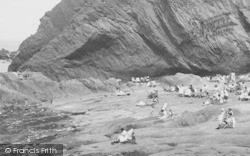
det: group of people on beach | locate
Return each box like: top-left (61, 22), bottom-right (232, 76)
top-left (16, 69), bottom-right (31, 80)
top-left (111, 72), bottom-right (250, 144)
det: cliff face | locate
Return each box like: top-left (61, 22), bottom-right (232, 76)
top-left (9, 0), bottom-right (250, 81)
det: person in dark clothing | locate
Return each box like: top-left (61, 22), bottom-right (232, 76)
top-left (189, 85), bottom-right (195, 93)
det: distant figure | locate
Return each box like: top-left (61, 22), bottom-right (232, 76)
top-left (189, 85), bottom-right (195, 93)
top-left (115, 89), bottom-right (130, 96)
top-left (227, 108), bottom-right (234, 117)
top-left (219, 95), bottom-right (224, 104)
top-left (147, 81), bottom-right (156, 87)
top-left (225, 109), bottom-right (236, 128)
top-left (168, 109), bottom-right (174, 117)
top-left (216, 108), bottom-right (235, 129)
top-left (184, 88), bottom-right (192, 97)
top-left (135, 77), bottom-right (141, 83)
top-left (238, 88), bottom-right (250, 101)
top-left (224, 89), bottom-right (229, 100)
top-left (117, 78), bottom-right (122, 85)
top-left (23, 69), bottom-right (30, 80)
top-left (145, 76), bottom-right (150, 82)
top-left (160, 103), bottom-right (175, 119)
top-left (131, 77), bottom-right (136, 83)
top-left (163, 86), bottom-right (169, 92)
top-left (111, 128), bottom-right (136, 144)
top-left (230, 73), bottom-right (236, 83)
top-left (160, 103), bottom-right (168, 116)
top-left (50, 99), bottom-right (53, 105)
top-left (152, 90), bottom-right (159, 102)
top-left (214, 108), bottom-right (226, 125)
top-left (17, 71), bottom-right (21, 79)
top-left (178, 85), bottom-right (185, 97)
top-left (136, 101), bottom-right (146, 107)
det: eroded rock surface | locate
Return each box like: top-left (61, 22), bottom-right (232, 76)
top-left (0, 72), bottom-right (119, 105)
top-left (9, 0), bottom-right (250, 81)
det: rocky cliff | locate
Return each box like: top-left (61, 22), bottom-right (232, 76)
top-left (8, 0), bottom-right (250, 81)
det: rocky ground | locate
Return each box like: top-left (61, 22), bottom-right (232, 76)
top-left (0, 75), bottom-right (250, 156)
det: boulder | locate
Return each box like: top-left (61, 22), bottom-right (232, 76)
top-left (8, 0), bottom-right (250, 81)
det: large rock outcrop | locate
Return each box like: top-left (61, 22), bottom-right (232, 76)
top-left (9, 0), bottom-right (250, 81)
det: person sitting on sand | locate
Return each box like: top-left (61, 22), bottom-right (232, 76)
top-left (238, 88), bottom-right (250, 101)
top-left (184, 88), bottom-right (192, 97)
top-left (227, 108), bottom-right (233, 117)
top-left (147, 81), bottom-right (156, 87)
top-left (168, 109), bottom-right (174, 118)
top-left (111, 128), bottom-right (136, 144)
top-left (178, 85), bottom-right (185, 97)
top-left (131, 77), bottom-right (136, 83)
top-left (219, 94), bottom-right (224, 104)
top-left (117, 78), bottom-right (122, 85)
top-left (147, 90), bottom-right (159, 102)
top-left (220, 90), bottom-right (224, 98)
top-left (202, 98), bottom-right (211, 106)
top-left (116, 91), bottom-right (130, 96)
top-left (22, 69), bottom-right (31, 80)
top-left (159, 103), bottom-right (176, 119)
top-left (214, 108), bottom-right (226, 125)
top-left (135, 77), bottom-right (141, 83)
top-left (111, 128), bottom-right (126, 144)
top-left (140, 77), bottom-right (145, 83)
top-left (216, 108), bottom-right (235, 129)
top-left (189, 85), bottom-right (195, 93)
top-left (163, 85), bottom-right (170, 92)
top-left (153, 90), bottom-right (159, 101)
top-left (224, 89), bottom-right (229, 100)
top-left (160, 103), bottom-right (168, 116)
top-left (115, 88), bottom-right (130, 96)
top-left (145, 76), bottom-right (150, 82)
top-left (238, 81), bottom-right (244, 91)
top-left (203, 85), bottom-right (210, 97)
top-left (213, 90), bottom-right (220, 103)
top-left (137, 101), bottom-right (146, 107)
top-left (224, 109), bottom-right (236, 128)
top-left (221, 108), bottom-right (235, 129)
top-left (16, 71), bottom-right (22, 79)
top-left (197, 89), bottom-right (203, 98)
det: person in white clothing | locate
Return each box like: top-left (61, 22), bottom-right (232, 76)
top-left (160, 103), bottom-right (168, 116)
top-left (224, 89), bottom-right (229, 100)
top-left (178, 86), bottom-right (184, 97)
top-left (214, 108), bottom-right (226, 124)
top-left (111, 128), bottom-right (136, 144)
